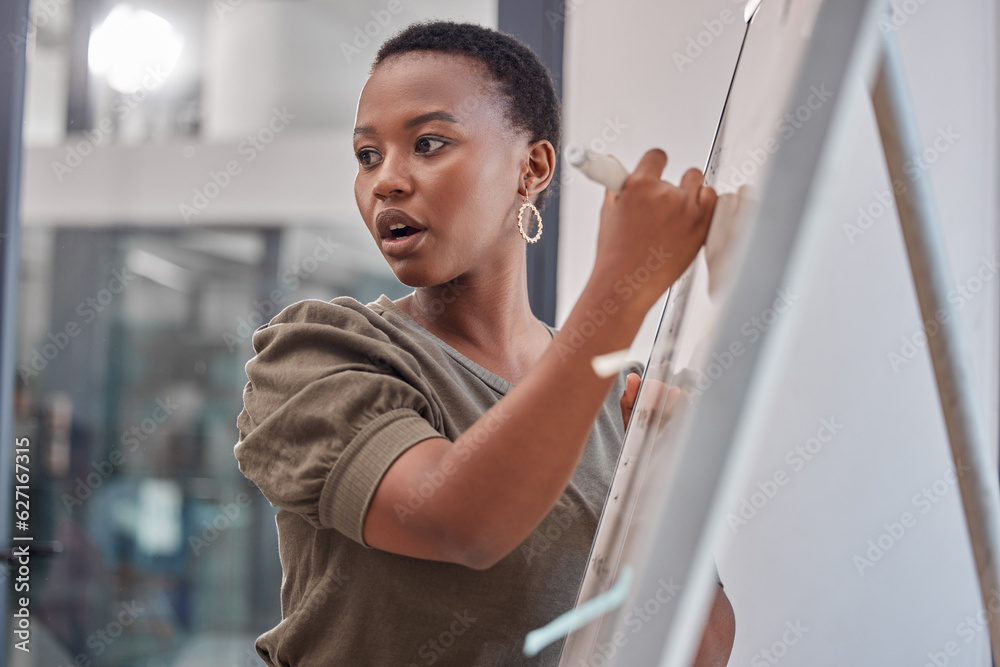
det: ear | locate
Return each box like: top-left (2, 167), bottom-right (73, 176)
top-left (519, 139), bottom-right (557, 199)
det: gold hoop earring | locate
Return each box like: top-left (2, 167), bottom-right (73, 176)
top-left (517, 193), bottom-right (543, 243)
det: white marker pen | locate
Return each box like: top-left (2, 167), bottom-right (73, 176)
top-left (566, 145), bottom-right (630, 193)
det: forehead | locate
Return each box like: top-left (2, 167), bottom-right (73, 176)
top-left (356, 52), bottom-right (511, 131)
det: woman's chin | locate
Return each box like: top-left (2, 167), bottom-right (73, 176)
top-left (392, 269), bottom-right (442, 289)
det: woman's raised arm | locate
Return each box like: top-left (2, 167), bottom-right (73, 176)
top-left (363, 148), bottom-right (717, 569)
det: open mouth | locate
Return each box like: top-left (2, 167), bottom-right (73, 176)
top-left (376, 208), bottom-right (426, 246)
top-left (387, 226), bottom-right (423, 240)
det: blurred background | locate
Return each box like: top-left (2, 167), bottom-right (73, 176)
top-left (3, 0), bottom-right (998, 665)
top-left (10, 1), bottom-right (502, 665)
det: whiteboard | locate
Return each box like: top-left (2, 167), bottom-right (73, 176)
top-left (557, 0), bottom-right (867, 664)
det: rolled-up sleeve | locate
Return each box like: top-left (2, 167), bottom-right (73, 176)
top-left (234, 299), bottom-right (444, 547)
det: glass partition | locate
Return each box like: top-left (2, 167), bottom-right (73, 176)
top-left (8, 0), bottom-right (498, 664)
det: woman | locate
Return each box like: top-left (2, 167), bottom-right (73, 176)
top-left (235, 20), bottom-right (735, 666)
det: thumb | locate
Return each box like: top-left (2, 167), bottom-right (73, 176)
top-left (621, 373), bottom-right (641, 429)
top-left (621, 373), bottom-right (640, 408)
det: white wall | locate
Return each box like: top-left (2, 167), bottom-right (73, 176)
top-left (558, 0), bottom-right (746, 354)
top-left (560, 0), bottom-right (998, 665)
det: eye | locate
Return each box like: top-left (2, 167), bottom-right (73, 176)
top-left (356, 148), bottom-right (382, 168)
top-left (415, 136), bottom-right (447, 154)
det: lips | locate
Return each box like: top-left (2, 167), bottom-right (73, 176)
top-left (376, 209), bottom-right (427, 240)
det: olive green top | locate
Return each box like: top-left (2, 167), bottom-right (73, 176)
top-left (235, 293), bottom-right (644, 666)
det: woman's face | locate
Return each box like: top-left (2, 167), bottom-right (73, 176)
top-left (353, 52), bottom-right (537, 287)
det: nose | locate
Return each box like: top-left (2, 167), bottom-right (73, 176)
top-left (372, 152), bottom-right (413, 201)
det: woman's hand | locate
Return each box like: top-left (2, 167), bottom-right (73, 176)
top-left (621, 373), bottom-right (682, 433)
top-left (620, 372), bottom-right (641, 429)
top-left (693, 584), bottom-right (736, 666)
top-left (590, 149), bottom-right (716, 315)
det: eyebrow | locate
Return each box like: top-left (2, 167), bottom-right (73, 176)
top-left (353, 111), bottom-right (461, 137)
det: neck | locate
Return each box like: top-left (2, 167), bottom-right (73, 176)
top-left (400, 255), bottom-right (544, 353)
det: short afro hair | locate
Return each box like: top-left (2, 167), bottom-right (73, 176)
top-left (372, 21), bottom-right (561, 210)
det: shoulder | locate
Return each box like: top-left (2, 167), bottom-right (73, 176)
top-left (243, 297), bottom-right (431, 390)
top-left (249, 297), bottom-right (392, 352)
top-left (265, 296), bottom-right (376, 328)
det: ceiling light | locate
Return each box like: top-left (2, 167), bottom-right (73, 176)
top-left (88, 4), bottom-right (184, 94)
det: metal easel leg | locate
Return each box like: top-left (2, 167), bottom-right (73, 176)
top-left (871, 25), bottom-right (1000, 666)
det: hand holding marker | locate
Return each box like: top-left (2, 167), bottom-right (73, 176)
top-left (570, 145), bottom-right (726, 378)
top-left (566, 146), bottom-right (636, 378)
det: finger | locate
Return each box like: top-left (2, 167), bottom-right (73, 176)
top-left (696, 186), bottom-right (719, 231)
top-left (697, 184), bottom-right (718, 208)
top-left (679, 167), bottom-right (706, 195)
top-left (621, 373), bottom-right (639, 408)
top-left (644, 378), bottom-right (668, 402)
top-left (665, 385), bottom-right (681, 412)
top-left (660, 386), bottom-right (683, 429)
top-left (632, 148), bottom-right (668, 181)
top-left (620, 387), bottom-right (635, 427)
top-left (627, 373), bottom-right (640, 402)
